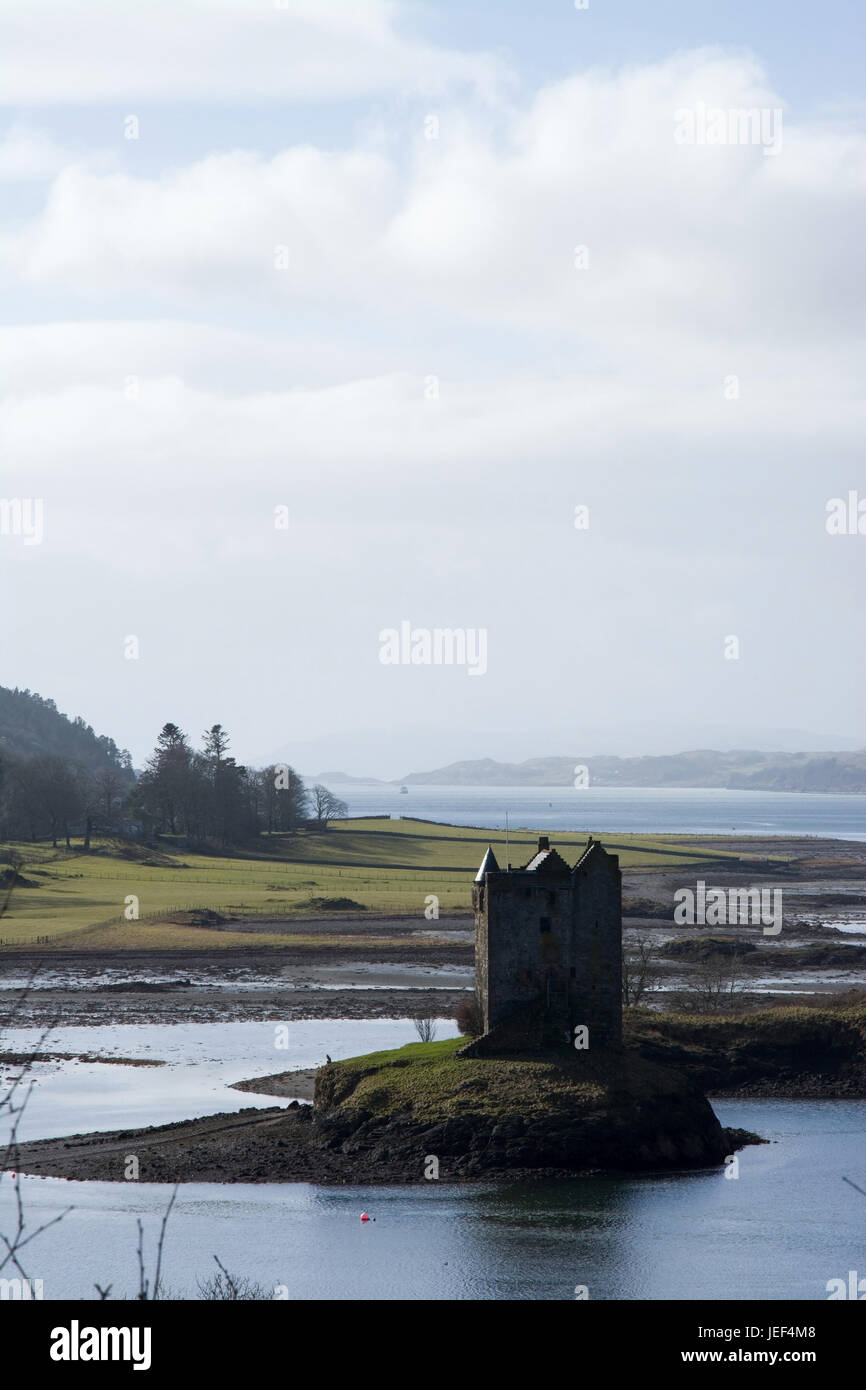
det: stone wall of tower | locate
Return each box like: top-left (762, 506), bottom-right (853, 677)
top-left (472, 878), bottom-right (490, 1025)
top-left (476, 872), bottom-right (537, 1032)
top-left (570, 851), bottom-right (622, 1046)
top-left (477, 870), bottom-right (573, 1037)
top-left (472, 840), bottom-right (623, 1052)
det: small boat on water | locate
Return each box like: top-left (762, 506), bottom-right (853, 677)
top-left (400, 785), bottom-right (409, 794)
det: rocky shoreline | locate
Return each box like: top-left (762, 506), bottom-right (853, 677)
top-left (5, 1045), bottom-right (764, 1184)
top-left (5, 997), bottom-right (866, 1185)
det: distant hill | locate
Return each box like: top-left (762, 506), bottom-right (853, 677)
top-left (400, 750), bottom-right (866, 794)
top-left (0, 686), bottom-right (132, 772)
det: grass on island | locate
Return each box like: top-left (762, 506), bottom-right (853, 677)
top-left (625, 1001), bottom-right (866, 1054)
top-left (321, 1001), bottom-right (866, 1115)
top-left (317, 1035), bottom-right (612, 1119)
top-left (0, 817), bottom-right (788, 951)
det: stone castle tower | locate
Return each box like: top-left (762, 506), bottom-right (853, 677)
top-left (469, 835), bottom-right (622, 1053)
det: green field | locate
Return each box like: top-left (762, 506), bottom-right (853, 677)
top-left (0, 817), bottom-right (776, 951)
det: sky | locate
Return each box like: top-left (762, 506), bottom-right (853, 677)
top-left (1, 0), bottom-right (864, 778)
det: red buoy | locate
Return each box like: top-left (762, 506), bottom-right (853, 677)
top-left (360, 1212), bottom-right (370, 1223)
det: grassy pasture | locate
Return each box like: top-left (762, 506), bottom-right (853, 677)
top-left (0, 817), bottom-right (767, 950)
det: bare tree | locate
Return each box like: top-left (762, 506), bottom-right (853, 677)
top-left (135, 1185), bottom-right (178, 1300)
top-left (310, 784), bottom-right (348, 827)
top-left (28, 756), bottom-right (82, 848)
top-left (0, 1005), bottom-right (72, 1282)
top-left (680, 953), bottom-right (745, 1013)
top-left (93, 765), bottom-right (126, 829)
top-left (414, 1017), bottom-right (438, 1043)
top-left (0, 864), bottom-right (73, 1281)
top-left (74, 765), bottom-right (102, 850)
top-left (197, 1255), bottom-right (272, 1301)
top-left (258, 765), bottom-right (309, 833)
top-left (621, 934), bottom-right (663, 1007)
top-left (0, 852), bottom-right (22, 919)
top-left (454, 994), bottom-right (484, 1037)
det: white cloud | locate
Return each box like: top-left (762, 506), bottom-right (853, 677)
top-left (3, 360), bottom-right (861, 526)
top-left (2, 42), bottom-right (864, 750)
top-left (0, 320), bottom-right (393, 393)
top-left (0, 0), bottom-right (507, 104)
top-left (7, 145), bottom-right (395, 293)
top-left (0, 122), bottom-right (73, 179)
top-left (4, 51), bottom-right (864, 359)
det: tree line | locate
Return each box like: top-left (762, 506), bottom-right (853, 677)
top-left (0, 721), bottom-right (347, 849)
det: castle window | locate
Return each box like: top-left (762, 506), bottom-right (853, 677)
top-left (570, 967), bottom-right (576, 978)
top-left (539, 917), bottom-right (551, 933)
top-left (478, 889), bottom-right (484, 910)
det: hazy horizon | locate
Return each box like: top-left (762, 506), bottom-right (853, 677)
top-left (290, 724), bottom-right (866, 784)
top-left (7, 679), bottom-right (866, 781)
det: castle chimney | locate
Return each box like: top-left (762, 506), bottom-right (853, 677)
top-left (537, 835), bottom-right (550, 851)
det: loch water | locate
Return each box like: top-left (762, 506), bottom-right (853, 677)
top-left (337, 783), bottom-right (866, 840)
top-left (1, 1018), bottom-right (863, 1300)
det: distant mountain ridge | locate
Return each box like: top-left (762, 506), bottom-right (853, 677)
top-left (400, 750), bottom-right (866, 794)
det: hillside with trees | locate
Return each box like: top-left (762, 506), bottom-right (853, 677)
top-left (129, 722), bottom-right (312, 846)
top-left (0, 686), bottom-right (132, 770)
top-left (0, 686), bottom-right (135, 847)
top-left (0, 688), bottom-right (343, 850)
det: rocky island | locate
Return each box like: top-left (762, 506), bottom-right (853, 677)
top-left (3, 1034), bottom-right (761, 1183)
